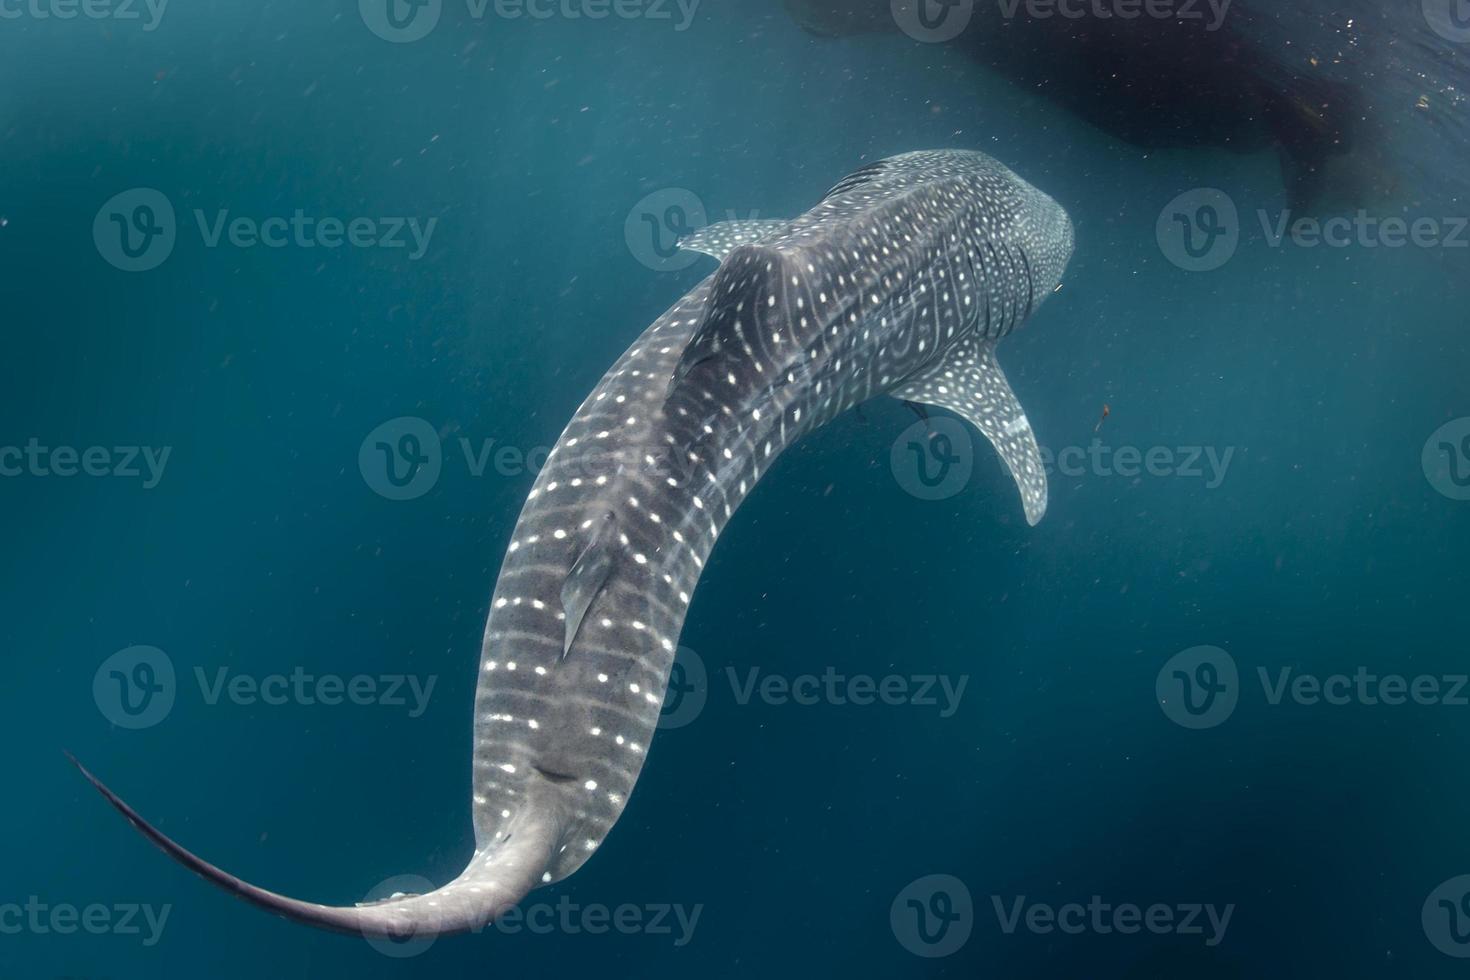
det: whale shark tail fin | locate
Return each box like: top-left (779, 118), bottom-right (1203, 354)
top-left (66, 751), bottom-right (554, 939)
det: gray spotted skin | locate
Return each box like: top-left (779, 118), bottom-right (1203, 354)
top-left (472, 149), bottom-right (1073, 889)
top-left (470, 284), bottom-right (720, 885)
top-left (72, 149), bottom-right (1073, 939)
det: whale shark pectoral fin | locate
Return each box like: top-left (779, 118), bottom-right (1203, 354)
top-left (893, 338), bottom-right (1049, 526)
top-left (678, 219), bottom-right (791, 261)
top-left (561, 512), bottom-right (619, 659)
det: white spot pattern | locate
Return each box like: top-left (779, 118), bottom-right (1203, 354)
top-left (469, 150), bottom-right (1073, 890)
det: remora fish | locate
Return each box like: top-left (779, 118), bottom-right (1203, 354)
top-left (72, 149), bottom-right (1075, 939)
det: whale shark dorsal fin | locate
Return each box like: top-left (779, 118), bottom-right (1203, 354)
top-left (678, 219), bottom-right (790, 261)
top-left (893, 338), bottom-right (1049, 526)
top-left (560, 511), bottom-right (619, 659)
top-left (669, 242), bottom-right (790, 394)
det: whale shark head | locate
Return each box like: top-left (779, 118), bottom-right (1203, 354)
top-left (1019, 182), bottom-right (1076, 310)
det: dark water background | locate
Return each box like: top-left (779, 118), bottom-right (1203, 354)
top-left (2, 1), bottom-right (1469, 977)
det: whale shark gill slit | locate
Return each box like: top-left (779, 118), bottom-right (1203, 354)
top-left (533, 766), bottom-right (578, 784)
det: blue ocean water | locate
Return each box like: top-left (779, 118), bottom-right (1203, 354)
top-left (2, 1), bottom-right (1469, 977)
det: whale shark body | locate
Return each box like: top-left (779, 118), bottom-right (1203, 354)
top-left (73, 149), bottom-right (1075, 939)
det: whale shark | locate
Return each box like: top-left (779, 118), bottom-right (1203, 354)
top-left (72, 149), bottom-right (1074, 939)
